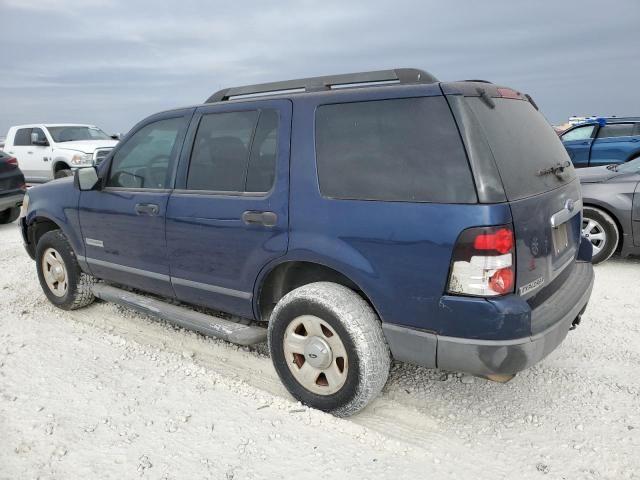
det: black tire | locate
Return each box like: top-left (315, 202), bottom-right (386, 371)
top-left (35, 230), bottom-right (95, 310)
top-left (0, 207), bottom-right (20, 224)
top-left (54, 169), bottom-right (73, 179)
top-left (582, 207), bottom-right (619, 264)
top-left (268, 282), bottom-right (390, 417)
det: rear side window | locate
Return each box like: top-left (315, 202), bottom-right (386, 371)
top-left (14, 128), bottom-right (32, 146)
top-left (315, 97), bottom-right (476, 203)
top-left (597, 123), bottom-right (634, 138)
top-left (465, 97), bottom-right (576, 201)
top-left (187, 109), bottom-right (279, 193)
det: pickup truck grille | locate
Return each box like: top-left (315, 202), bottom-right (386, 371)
top-left (94, 148), bottom-right (113, 164)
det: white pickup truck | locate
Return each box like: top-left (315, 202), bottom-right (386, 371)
top-left (3, 124), bottom-right (118, 182)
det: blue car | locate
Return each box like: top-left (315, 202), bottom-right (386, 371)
top-left (20, 69), bottom-right (594, 416)
top-left (561, 117), bottom-right (640, 168)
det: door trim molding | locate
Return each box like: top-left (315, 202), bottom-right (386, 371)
top-left (79, 256), bottom-right (253, 300)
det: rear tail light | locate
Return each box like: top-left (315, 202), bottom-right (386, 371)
top-left (7, 157), bottom-right (18, 166)
top-left (447, 225), bottom-right (515, 297)
top-left (19, 182), bottom-right (27, 192)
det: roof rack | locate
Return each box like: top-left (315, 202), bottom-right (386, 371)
top-left (205, 68), bottom-right (438, 103)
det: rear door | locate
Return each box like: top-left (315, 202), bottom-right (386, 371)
top-left (7, 128), bottom-right (50, 182)
top-left (78, 110), bottom-right (192, 297)
top-left (454, 91), bottom-right (582, 333)
top-left (589, 123), bottom-right (636, 166)
top-left (166, 99), bottom-right (291, 319)
top-left (560, 124), bottom-right (597, 168)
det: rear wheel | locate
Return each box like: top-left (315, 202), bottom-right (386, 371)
top-left (0, 207), bottom-right (20, 224)
top-left (268, 282), bottom-right (390, 417)
top-left (582, 207), bottom-right (619, 264)
top-left (36, 230), bottom-right (95, 309)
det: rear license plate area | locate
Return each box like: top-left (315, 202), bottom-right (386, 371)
top-left (552, 223), bottom-right (569, 255)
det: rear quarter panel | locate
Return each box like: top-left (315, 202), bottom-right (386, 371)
top-left (286, 89), bottom-right (513, 334)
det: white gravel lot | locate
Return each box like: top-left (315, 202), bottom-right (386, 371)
top-left (0, 221), bottom-right (638, 479)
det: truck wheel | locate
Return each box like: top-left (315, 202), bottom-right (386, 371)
top-left (582, 207), bottom-right (619, 264)
top-left (0, 207), bottom-right (20, 224)
top-left (36, 230), bottom-right (95, 310)
top-left (268, 282), bottom-right (390, 417)
top-left (54, 169), bottom-right (73, 179)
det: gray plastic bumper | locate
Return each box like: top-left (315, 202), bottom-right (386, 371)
top-left (382, 261), bottom-right (594, 376)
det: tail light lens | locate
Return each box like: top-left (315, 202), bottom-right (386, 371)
top-left (7, 157), bottom-right (18, 166)
top-left (447, 225), bottom-right (515, 297)
top-left (19, 182), bottom-right (27, 192)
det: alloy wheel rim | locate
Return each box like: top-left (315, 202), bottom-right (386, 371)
top-left (582, 217), bottom-right (606, 256)
top-left (41, 247), bottom-right (68, 297)
top-left (283, 315), bottom-right (348, 395)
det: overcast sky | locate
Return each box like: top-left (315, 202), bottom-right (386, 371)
top-left (1, 0), bottom-right (638, 136)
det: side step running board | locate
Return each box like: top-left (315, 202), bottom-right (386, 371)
top-left (92, 284), bottom-right (267, 346)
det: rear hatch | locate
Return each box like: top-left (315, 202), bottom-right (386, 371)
top-left (443, 82), bottom-right (582, 334)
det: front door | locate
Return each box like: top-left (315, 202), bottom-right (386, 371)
top-left (166, 99), bottom-right (292, 318)
top-left (561, 124), bottom-right (596, 168)
top-left (78, 110), bottom-right (192, 297)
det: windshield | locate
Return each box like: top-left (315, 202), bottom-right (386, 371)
top-left (47, 126), bottom-right (111, 143)
top-left (616, 157), bottom-right (640, 173)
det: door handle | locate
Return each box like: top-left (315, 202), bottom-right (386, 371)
top-left (242, 210), bottom-right (277, 227)
top-left (631, 138), bottom-right (639, 143)
top-left (135, 203), bottom-right (160, 215)
top-left (27, 151), bottom-right (33, 154)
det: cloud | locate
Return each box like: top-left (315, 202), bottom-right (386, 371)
top-left (1, 0), bottom-right (639, 135)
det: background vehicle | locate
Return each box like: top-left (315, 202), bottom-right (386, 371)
top-left (20, 68), bottom-right (594, 416)
top-left (0, 150), bottom-right (26, 224)
top-left (561, 117), bottom-right (640, 168)
top-left (3, 124), bottom-right (118, 182)
top-left (578, 158), bottom-right (640, 263)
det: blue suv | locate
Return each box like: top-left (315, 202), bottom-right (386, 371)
top-left (20, 69), bottom-right (594, 416)
top-left (561, 117), bottom-right (640, 168)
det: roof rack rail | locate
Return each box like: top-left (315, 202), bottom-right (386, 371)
top-left (461, 79), bottom-right (493, 83)
top-left (205, 68), bottom-right (438, 103)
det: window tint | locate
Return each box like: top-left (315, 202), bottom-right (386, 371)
top-left (597, 123), bottom-right (634, 138)
top-left (107, 117), bottom-right (186, 189)
top-left (246, 110), bottom-right (279, 192)
top-left (187, 111), bottom-right (258, 191)
top-left (561, 125), bottom-right (595, 141)
top-left (466, 97), bottom-right (575, 201)
top-left (14, 128), bottom-right (32, 146)
top-left (187, 109), bottom-right (279, 193)
top-left (315, 97), bottom-right (475, 203)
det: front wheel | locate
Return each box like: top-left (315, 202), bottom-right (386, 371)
top-left (582, 207), bottom-right (619, 264)
top-left (268, 282), bottom-right (390, 417)
top-left (35, 230), bottom-right (95, 309)
top-left (54, 169), bottom-right (73, 179)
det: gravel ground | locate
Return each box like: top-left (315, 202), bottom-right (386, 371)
top-left (0, 221), bottom-right (638, 479)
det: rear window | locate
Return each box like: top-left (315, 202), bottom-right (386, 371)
top-left (465, 97), bottom-right (576, 201)
top-left (597, 123), bottom-right (634, 138)
top-left (315, 97), bottom-right (476, 203)
top-left (14, 128), bottom-right (32, 146)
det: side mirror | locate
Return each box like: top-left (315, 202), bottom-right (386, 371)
top-left (31, 132), bottom-right (49, 146)
top-left (110, 133), bottom-right (120, 140)
top-left (74, 166), bottom-right (100, 191)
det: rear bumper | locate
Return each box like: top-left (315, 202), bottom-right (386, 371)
top-left (383, 260), bottom-right (594, 376)
top-left (0, 192), bottom-right (24, 211)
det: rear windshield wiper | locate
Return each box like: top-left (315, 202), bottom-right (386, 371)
top-left (537, 161), bottom-right (571, 178)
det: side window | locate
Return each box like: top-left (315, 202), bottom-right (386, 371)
top-left (14, 128), bottom-right (32, 146)
top-left (315, 97), bottom-right (476, 203)
top-left (561, 125), bottom-right (595, 142)
top-left (107, 117), bottom-right (186, 189)
top-left (246, 110), bottom-right (279, 192)
top-left (31, 128), bottom-right (48, 145)
top-left (186, 109), bottom-right (279, 193)
top-left (597, 123), bottom-right (634, 139)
